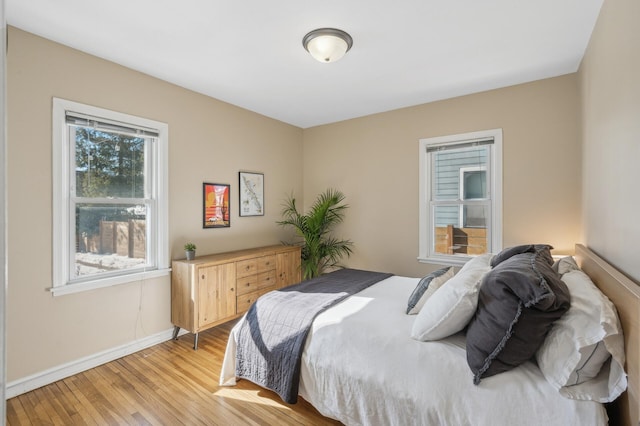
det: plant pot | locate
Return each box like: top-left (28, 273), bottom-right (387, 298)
top-left (185, 250), bottom-right (196, 260)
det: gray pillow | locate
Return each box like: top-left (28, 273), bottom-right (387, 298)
top-left (552, 255), bottom-right (580, 275)
top-left (466, 245), bottom-right (570, 384)
top-left (406, 267), bottom-right (453, 315)
top-left (489, 243), bottom-right (554, 268)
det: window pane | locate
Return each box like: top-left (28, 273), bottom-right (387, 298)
top-left (463, 204), bottom-right (488, 228)
top-left (74, 127), bottom-right (146, 198)
top-left (75, 203), bottom-right (147, 278)
top-left (434, 205), bottom-right (459, 227)
top-left (433, 205), bottom-right (488, 256)
top-left (463, 170), bottom-right (487, 199)
top-left (432, 146), bottom-right (488, 201)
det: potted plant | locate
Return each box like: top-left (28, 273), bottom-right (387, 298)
top-left (184, 243), bottom-right (197, 260)
top-left (277, 188), bottom-right (353, 280)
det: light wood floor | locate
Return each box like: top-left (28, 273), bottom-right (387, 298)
top-left (6, 320), bottom-right (342, 425)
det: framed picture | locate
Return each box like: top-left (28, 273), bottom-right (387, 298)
top-left (239, 171), bottom-right (264, 216)
top-left (203, 183), bottom-right (230, 228)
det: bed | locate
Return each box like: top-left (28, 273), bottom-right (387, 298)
top-left (220, 244), bottom-right (640, 426)
top-left (574, 244), bottom-right (639, 426)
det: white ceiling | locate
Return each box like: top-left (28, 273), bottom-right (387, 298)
top-left (7, 0), bottom-right (603, 129)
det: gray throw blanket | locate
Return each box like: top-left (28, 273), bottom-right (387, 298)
top-left (235, 268), bottom-right (393, 404)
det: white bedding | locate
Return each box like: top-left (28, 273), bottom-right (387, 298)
top-left (220, 275), bottom-right (607, 426)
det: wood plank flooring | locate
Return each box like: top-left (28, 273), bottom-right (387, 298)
top-left (6, 320), bottom-right (342, 425)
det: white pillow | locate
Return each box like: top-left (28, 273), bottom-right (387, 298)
top-left (536, 269), bottom-right (627, 402)
top-left (411, 253), bottom-right (492, 341)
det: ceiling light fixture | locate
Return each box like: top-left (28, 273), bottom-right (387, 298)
top-left (302, 28), bottom-right (353, 63)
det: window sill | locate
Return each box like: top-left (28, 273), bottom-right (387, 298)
top-left (50, 268), bottom-right (171, 297)
top-left (417, 255), bottom-right (475, 268)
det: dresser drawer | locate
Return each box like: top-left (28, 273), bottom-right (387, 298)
top-left (257, 255), bottom-right (276, 273)
top-left (258, 270), bottom-right (277, 289)
top-left (237, 274), bottom-right (259, 295)
top-left (258, 287), bottom-right (273, 297)
top-left (237, 290), bottom-right (259, 313)
top-left (237, 259), bottom-right (258, 278)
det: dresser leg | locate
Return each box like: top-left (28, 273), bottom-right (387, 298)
top-left (172, 326), bottom-right (180, 340)
top-left (193, 332), bottom-right (199, 350)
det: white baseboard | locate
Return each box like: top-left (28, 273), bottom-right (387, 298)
top-left (6, 327), bottom-right (189, 398)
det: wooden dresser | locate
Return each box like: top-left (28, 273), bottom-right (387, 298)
top-left (171, 244), bottom-right (301, 349)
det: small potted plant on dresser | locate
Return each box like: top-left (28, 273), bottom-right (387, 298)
top-left (184, 243), bottom-right (197, 260)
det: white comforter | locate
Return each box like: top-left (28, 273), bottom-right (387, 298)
top-left (220, 275), bottom-right (607, 426)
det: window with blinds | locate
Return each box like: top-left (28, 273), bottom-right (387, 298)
top-left (419, 130), bottom-right (502, 266)
top-left (52, 98), bottom-right (169, 295)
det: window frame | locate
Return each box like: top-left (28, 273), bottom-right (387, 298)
top-left (418, 129), bottom-right (502, 266)
top-left (52, 98), bottom-right (170, 296)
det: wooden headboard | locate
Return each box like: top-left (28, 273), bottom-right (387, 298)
top-left (575, 244), bottom-right (640, 426)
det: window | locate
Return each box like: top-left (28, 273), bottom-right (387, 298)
top-left (418, 129), bottom-right (502, 266)
top-left (52, 98), bottom-right (169, 295)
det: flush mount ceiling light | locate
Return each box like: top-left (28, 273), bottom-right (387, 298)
top-left (302, 28), bottom-right (353, 63)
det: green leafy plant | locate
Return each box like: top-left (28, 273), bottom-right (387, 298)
top-left (184, 242), bottom-right (196, 252)
top-left (278, 189), bottom-right (353, 280)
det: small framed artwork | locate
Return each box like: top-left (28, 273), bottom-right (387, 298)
top-left (239, 171), bottom-right (264, 216)
top-left (203, 182), bottom-right (230, 228)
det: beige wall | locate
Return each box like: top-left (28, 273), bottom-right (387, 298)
top-left (6, 27), bottom-right (303, 381)
top-left (579, 0), bottom-right (640, 282)
top-left (303, 75), bottom-right (582, 277)
top-left (12, 0), bottom-right (637, 385)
